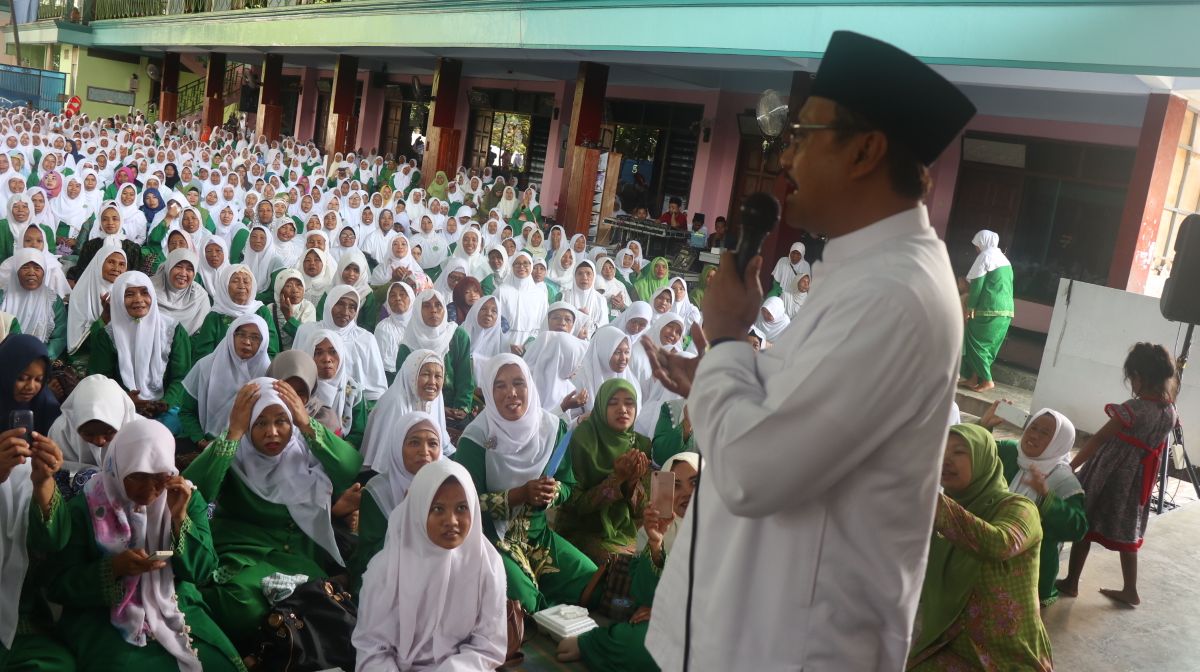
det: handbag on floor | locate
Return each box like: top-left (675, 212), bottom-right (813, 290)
top-left (247, 578), bottom-right (358, 672)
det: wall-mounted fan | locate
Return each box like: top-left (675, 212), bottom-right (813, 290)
top-left (146, 63), bottom-right (162, 82)
top-left (756, 89), bottom-right (789, 153)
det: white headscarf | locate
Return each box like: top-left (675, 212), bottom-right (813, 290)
top-left (67, 244), bottom-right (126, 353)
top-left (242, 224), bottom-right (285, 288)
top-left (333, 249), bottom-right (371, 300)
top-left (353, 459), bottom-right (506, 672)
top-left (560, 259), bottom-right (608, 333)
top-left (49, 373), bottom-right (137, 473)
top-left (547, 248), bottom-right (576, 287)
top-left (305, 329), bottom-right (360, 437)
top-left (363, 411), bottom-right (448, 516)
top-left (754, 296), bottom-right (791, 344)
top-left (52, 175), bottom-right (93, 236)
top-left (198, 236), bottom-right (229, 297)
top-left (294, 284), bottom-right (388, 402)
top-left (181, 314), bottom-right (271, 435)
top-left (637, 312), bottom-right (693, 435)
top-left (494, 252), bottom-right (547, 346)
top-left (399, 288), bottom-right (458, 357)
top-left (967, 229), bottom-right (1012, 281)
top-left (82, 418), bottom-right (201, 671)
top-left (369, 232), bottom-right (422, 286)
top-left (667, 276), bottom-right (702, 333)
top-left (1, 248), bottom-right (55, 342)
top-left (232, 378), bottom-right (345, 566)
top-left (523, 303), bottom-right (588, 411)
top-left (109, 271), bottom-right (176, 401)
top-left (152, 248), bottom-right (210, 335)
top-left (780, 271), bottom-right (809, 319)
top-left (432, 258), bottom-right (468, 304)
top-left (1011, 408), bottom-right (1082, 502)
top-left (297, 247), bottom-right (336, 304)
top-left (410, 216), bottom-right (450, 270)
top-left (452, 228), bottom-right (489, 280)
top-left (574, 325), bottom-right (638, 413)
top-left (362, 348), bottom-right (451, 470)
top-left (209, 264), bottom-right (263, 318)
top-left (463, 295), bottom-right (504, 384)
top-left (770, 242), bottom-right (811, 290)
top-left (374, 282), bottom-right (415, 374)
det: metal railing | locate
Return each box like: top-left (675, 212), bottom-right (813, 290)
top-left (172, 61), bottom-right (252, 119)
top-left (92, 0), bottom-right (335, 19)
top-left (0, 64), bottom-right (67, 112)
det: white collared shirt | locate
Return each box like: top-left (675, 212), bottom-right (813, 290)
top-left (647, 206), bottom-right (963, 672)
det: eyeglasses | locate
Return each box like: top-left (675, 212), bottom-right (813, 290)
top-left (782, 122), bottom-right (839, 149)
top-left (234, 331), bottom-right (264, 344)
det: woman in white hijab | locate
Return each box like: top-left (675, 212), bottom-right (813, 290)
top-left (452, 227), bottom-right (490, 280)
top-left (667, 276), bottom-right (702, 334)
top-left (403, 187), bottom-right (428, 226)
top-left (495, 251), bottom-right (548, 348)
top-left (432, 258), bottom-right (469, 304)
top-left (66, 245), bottom-right (127, 355)
top-left (353, 459), bottom-right (507, 672)
top-left (48, 417), bottom-right (244, 671)
top-left (523, 302), bottom-right (589, 413)
top-left (453, 352), bottom-right (598, 613)
top-left (352, 410), bottom-right (450, 590)
top-left (51, 174), bottom-right (93, 244)
top-left (636, 312), bottom-right (693, 436)
top-left (410, 214), bottom-right (450, 272)
top-left (479, 243), bottom-right (508, 295)
top-left (393, 289), bottom-right (474, 421)
top-left (180, 313), bottom-right (271, 446)
top-left (753, 295), bottom-right (791, 345)
top-left (0, 248), bottom-right (67, 358)
top-left (463, 294), bottom-right (505, 385)
top-left (297, 247), bottom-right (336, 305)
top-left (559, 259), bottom-right (609, 335)
top-left (269, 268), bottom-right (316, 350)
top-left (295, 284), bottom-right (388, 403)
top-left (198, 236), bottom-right (229, 296)
top-left (547, 247), bottom-right (576, 288)
top-left (183, 377), bottom-right (362, 649)
top-left (368, 232), bottom-right (426, 287)
top-left (303, 329), bottom-right (368, 447)
top-left (362, 348), bottom-right (452, 471)
top-left (48, 373), bottom-right (137, 475)
top-left (114, 183), bottom-right (149, 244)
top-left (574, 325), bottom-right (638, 414)
top-left (193, 264), bottom-right (278, 361)
top-left (86, 271), bottom-right (190, 418)
top-left (374, 281), bottom-right (415, 380)
top-left (271, 218), bottom-right (304, 269)
top-left (780, 271), bottom-right (810, 319)
top-left (770, 242), bottom-right (811, 297)
top-left (152, 248), bottom-right (210, 336)
top-left (497, 186), bottom-right (519, 220)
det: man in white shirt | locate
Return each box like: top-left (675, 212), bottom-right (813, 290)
top-left (644, 32), bottom-right (976, 671)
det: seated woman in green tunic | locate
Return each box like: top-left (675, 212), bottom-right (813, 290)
top-left (350, 410), bottom-right (446, 593)
top-left (46, 417), bottom-right (243, 671)
top-left (191, 265), bottom-right (280, 360)
top-left (183, 377), bottom-right (363, 651)
top-left (978, 402), bottom-right (1088, 606)
top-left (453, 354), bottom-right (597, 613)
top-left (302, 329), bottom-right (368, 448)
top-left (0, 193), bottom-right (54, 263)
top-left (393, 289), bottom-right (475, 426)
top-left (82, 271), bottom-right (192, 430)
top-left (558, 452), bottom-right (701, 670)
top-left (180, 315), bottom-right (272, 450)
top-left (0, 386), bottom-right (74, 671)
top-left (479, 245), bottom-right (509, 296)
top-left (0, 248), bottom-right (67, 360)
top-left (71, 203), bottom-right (143, 283)
top-left (556, 378), bottom-right (652, 564)
top-left (907, 424), bottom-right (1052, 671)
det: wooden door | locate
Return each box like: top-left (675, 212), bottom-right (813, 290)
top-left (945, 165), bottom-right (1025, 274)
top-left (727, 134), bottom-right (781, 231)
top-left (468, 109), bottom-right (495, 171)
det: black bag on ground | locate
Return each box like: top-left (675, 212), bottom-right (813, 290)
top-left (248, 578), bottom-right (358, 672)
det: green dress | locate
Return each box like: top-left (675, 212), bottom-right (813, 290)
top-left (961, 265), bottom-right (1014, 383)
top-left (481, 272), bottom-right (500, 296)
top-left (182, 419), bottom-right (363, 649)
top-left (0, 489), bottom-right (76, 672)
top-left (555, 379), bottom-right (651, 562)
top-left (393, 328), bottom-right (475, 412)
top-left (0, 222), bottom-right (55, 262)
top-left (45, 492), bottom-right (244, 671)
top-left (577, 541), bottom-right (661, 672)
top-left (191, 306), bottom-right (280, 361)
top-left (83, 320), bottom-right (193, 408)
top-left (453, 423), bottom-right (598, 613)
top-left (998, 439), bottom-right (1088, 605)
top-left (651, 402), bottom-right (693, 465)
top-left (0, 291), bottom-right (66, 361)
top-left (348, 487), bottom-right (389, 595)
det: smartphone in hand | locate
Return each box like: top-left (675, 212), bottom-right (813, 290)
top-left (9, 410), bottom-right (34, 444)
top-left (650, 470), bottom-right (676, 522)
top-left (149, 550), bottom-right (174, 561)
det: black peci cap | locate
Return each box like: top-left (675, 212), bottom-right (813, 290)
top-left (811, 31), bottom-right (976, 165)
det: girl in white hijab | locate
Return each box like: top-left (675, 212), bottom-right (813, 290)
top-left (52, 174), bottom-right (93, 242)
top-left (374, 281), bottom-right (415, 378)
top-left (614, 248), bottom-right (637, 282)
top-left (369, 232), bottom-right (426, 286)
top-left (547, 248), bottom-right (576, 288)
top-left (152, 248), bottom-right (211, 335)
top-left (523, 302), bottom-right (589, 412)
top-left (574, 325), bottom-right (638, 414)
top-left (198, 237), bottom-right (229, 297)
top-left (52, 417), bottom-right (242, 671)
top-left (102, 271), bottom-right (183, 404)
top-left (967, 229), bottom-right (1012, 282)
top-left (181, 313), bottom-right (271, 440)
top-left (271, 218), bottom-right (304, 268)
top-left (294, 284), bottom-right (388, 403)
top-left (49, 373), bottom-right (137, 474)
top-left (332, 249), bottom-right (372, 303)
top-left (560, 259), bottom-right (609, 335)
top-left (780, 271), bottom-right (810, 319)
top-left (404, 187), bottom-right (428, 226)
top-left (410, 214), bottom-right (450, 271)
top-left (239, 224), bottom-right (285, 291)
top-left (67, 245), bottom-right (126, 354)
top-left (353, 459), bottom-right (507, 672)
top-left (668, 276), bottom-right (702, 334)
top-left (362, 348), bottom-right (452, 470)
top-left (770, 242), bottom-right (810, 295)
top-left (495, 251), bottom-right (548, 347)
top-left (432, 258), bottom-right (469, 304)
top-left (452, 227), bottom-right (490, 280)
top-left (754, 295), bottom-right (791, 345)
top-left (463, 294), bottom-right (505, 384)
top-left (296, 247), bottom-right (336, 304)
top-left (497, 186), bottom-right (519, 220)
top-left (636, 312), bottom-right (693, 436)
top-left (270, 268), bottom-right (317, 349)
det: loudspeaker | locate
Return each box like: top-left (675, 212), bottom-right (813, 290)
top-left (1161, 214), bottom-right (1200, 324)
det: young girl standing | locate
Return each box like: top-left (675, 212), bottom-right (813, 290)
top-left (1058, 342), bottom-right (1179, 606)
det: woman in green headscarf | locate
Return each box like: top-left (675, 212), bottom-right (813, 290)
top-left (426, 170), bottom-right (450, 202)
top-left (689, 264), bottom-right (717, 306)
top-left (557, 378), bottom-right (652, 563)
top-left (631, 256), bottom-right (671, 303)
top-left (907, 424), bottom-right (1053, 671)
top-left (482, 179), bottom-right (506, 214)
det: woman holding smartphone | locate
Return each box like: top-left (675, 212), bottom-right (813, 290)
top-left (45, 417), bottom-right (243, 671)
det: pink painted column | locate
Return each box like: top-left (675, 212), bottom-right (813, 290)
top-left (294, 67), bottom-right (319, 142)
top-left (356, 73), bottom-right (385, 153)
top-left (925, 132), bottom-right (963, 238)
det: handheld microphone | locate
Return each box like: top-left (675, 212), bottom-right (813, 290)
top-left (727, 191), bottom-right (780, 274)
